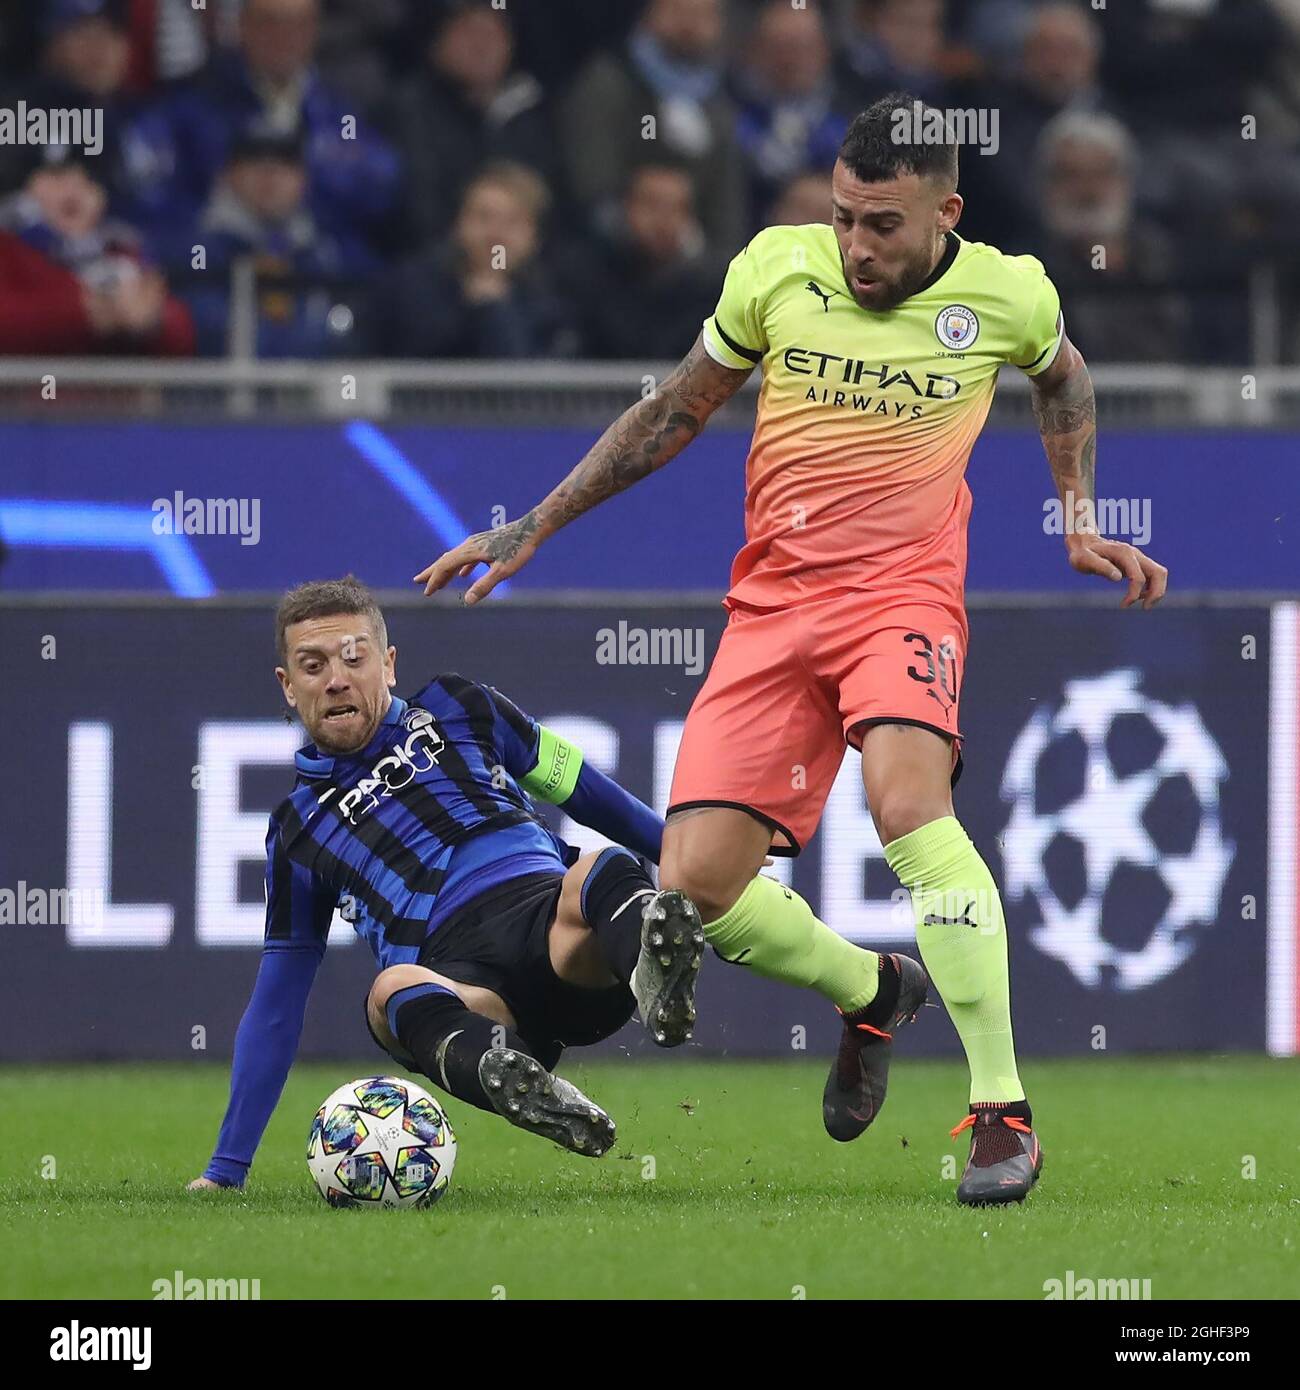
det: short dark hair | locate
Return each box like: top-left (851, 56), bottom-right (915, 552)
top-left (275, 576), bottom-right (387, 661)
top-left (838, 92), bottom-right (959, 190)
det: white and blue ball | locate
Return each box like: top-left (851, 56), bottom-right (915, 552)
top-left (307, 1075), bottom-right (456, 1209)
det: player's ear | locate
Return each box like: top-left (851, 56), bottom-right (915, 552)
top-left (385, 646), bottom-right (397, 689)
top-left (275, 665), bottom-right (297, 708)
top-left (940, 191), bottom-right (963, 233)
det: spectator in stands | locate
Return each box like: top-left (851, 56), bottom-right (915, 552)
top-left (506, 0), bottom-right (644, 92)
top-left (125, 0), bottom-right (214, 90)
top-left (1032, 111), bottom-right (1196, 363)
top-left (0, 156), bottom-right (193, 355)
top-left (180, 131), bottom-right (374, 358)
top-left (835, 0), bottom-right (951, 113)
top-left (959, 1), bottom-right (1107, 251)
top-left (32, 0), bottom-right (131, 99)
top-left (1100, 0), bottom-right (1300, 268)
top-left (1256, 0), bottom-right (1300, 145)
top-left (126, 0), bottom-right (402, 256)
top-left (374, 161), bottom-right (576, 359)
top-left (955, 0), bottom-right (1041, 82)
top-left (731, 1), bottom-right (848, 226)
top-left (0, 0), bottom-right (146, 215)
top-left (1012, 4), bottom-right (1104, 131)
top-left (1100, 0), bottom-right (1284, 137)
top-left (313, 0), bottom-right (414, 119)
top-left (564, 159), bottom-right (723, 360)
top-left (386, 0), bottom-right (559, 250)
top-left (559, 0), bottom-right (747, 254)
top-left (767, 170), bottom-right (831, 227)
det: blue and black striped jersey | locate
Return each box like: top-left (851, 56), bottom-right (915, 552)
top-left (263, 674), bottom-right (576, 968)
top-left (206, 673), bottom-right (663, 1184)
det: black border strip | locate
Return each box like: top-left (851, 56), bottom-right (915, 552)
top-left (665, 799), bottom-right (800, 857)
top-left (848, 717), bottom-right (965, 788)
top-left (1015, 311), bottom-right (1065, 371)
top-left (712, 320), bottom-right (764, 364)
top-left (917, 229), bottom-right (961, 293)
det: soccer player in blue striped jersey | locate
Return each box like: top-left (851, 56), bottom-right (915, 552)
top-left (188, 577), bottom-right (703, 1189)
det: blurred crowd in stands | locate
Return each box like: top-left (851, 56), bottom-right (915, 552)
top-left (0, 0), bottom-right (1297, 364)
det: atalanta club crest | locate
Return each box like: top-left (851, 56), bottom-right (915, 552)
top-left (936, 304), bottom-right (979, 350)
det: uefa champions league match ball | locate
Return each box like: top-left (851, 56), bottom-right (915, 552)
top-left (307, 1075), bottom-right (457, 1209)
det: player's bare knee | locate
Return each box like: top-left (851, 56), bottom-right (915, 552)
top-left (874, 791), bottom-right (953, 848)
top-left (661, 808), bottom-right (770, 920)
top-left (368, 965), bottom-right (433, 1029)
top-left (557, 851), bottom-right (606, 927)
top-left (660, 845), bottom-right (751, 923)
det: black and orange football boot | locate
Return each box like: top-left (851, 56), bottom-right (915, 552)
top-left (951, 1103), bottom-right (1043, 1205)
top-left (822, 952), bottom-right (929, 1141)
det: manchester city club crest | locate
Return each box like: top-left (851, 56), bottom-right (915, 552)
top-left (935, 303), bottom-right (979, 350)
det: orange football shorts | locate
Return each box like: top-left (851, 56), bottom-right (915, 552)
top-left (667, 588), bottom-right (967, 854)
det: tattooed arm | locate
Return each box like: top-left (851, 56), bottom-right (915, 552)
top-left (1029, 333), bottom-right (1167, 610)
top-left (415, 334), bottom-right (753, 602)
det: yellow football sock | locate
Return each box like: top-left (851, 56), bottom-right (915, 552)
top-left (884, 815), bottom-right (1024, 1104)
top-left (703, 875), bottom-right (879, 1012)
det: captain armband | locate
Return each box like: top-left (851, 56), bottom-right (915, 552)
top-left (520, 724), bottom-right (584, 805)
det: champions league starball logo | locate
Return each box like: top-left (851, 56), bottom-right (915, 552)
top-left (998, 670), bottom-right (1234, 991)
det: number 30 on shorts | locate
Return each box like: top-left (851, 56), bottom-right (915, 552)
top-left (903, 631), bottom-right (959, 703)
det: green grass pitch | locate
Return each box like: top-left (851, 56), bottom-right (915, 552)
top-left (3, 1056), bottom-right (1297, 1301)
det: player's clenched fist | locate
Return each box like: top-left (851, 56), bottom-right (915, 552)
top-left (1065, 532), bottom-right (1168, 610)
top-left (414, 512), bottom-right (543, 604)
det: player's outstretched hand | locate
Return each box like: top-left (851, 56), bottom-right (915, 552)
top-left (414, 514), bottom-right (542, 604)
top-left (1066, 533), bottom-right (1168, 610)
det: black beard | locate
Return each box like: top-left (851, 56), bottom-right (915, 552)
top-left (843, 249), bottom-right (936, 311)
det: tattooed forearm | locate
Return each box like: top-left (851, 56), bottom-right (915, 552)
top-left (1031, 349), bottom-right (1097, 518)
top-left (1030, 362), bottom-right (1096, 436)
top-left (426, 338), bottom-right (753, 588)
top-left (530, 335), bottom-right (752, 537)
top-left (543, 399), bottom-right (698, 530)
top-left (479, 508), bottom-right (542, 563)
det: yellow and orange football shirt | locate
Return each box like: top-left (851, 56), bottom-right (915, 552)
top-left (701, 225), bottom-right (1063, 611)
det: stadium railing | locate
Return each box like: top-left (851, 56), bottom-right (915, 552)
top-left (0, 360), bottom-right (1297, 428)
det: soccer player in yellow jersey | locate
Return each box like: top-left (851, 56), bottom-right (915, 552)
top-left (417, 94), bottom-right (1167, 1205)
